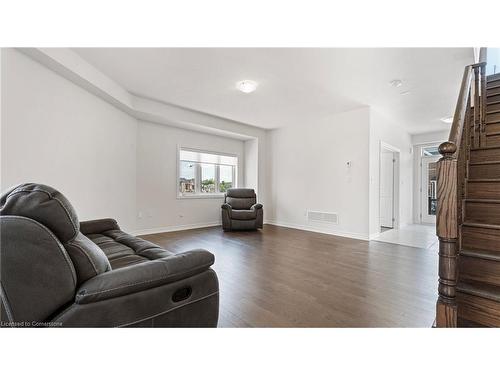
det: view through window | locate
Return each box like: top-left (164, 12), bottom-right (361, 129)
top-left (179, 148), bottom-right (237, 197)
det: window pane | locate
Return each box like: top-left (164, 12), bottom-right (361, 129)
top-left (201, 163), bottom-right (216, 193)
top-left (422, 146), bottom-right (440, 156)
top-left (219, 165), bottom-right (233, 192)
top-left (427, 162), bottom-right (437, 215)
top-left (179, 161), bottom-right (196, 194)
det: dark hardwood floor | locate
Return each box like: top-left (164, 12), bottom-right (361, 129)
top-left (141, 224), bottom-right (438, 327)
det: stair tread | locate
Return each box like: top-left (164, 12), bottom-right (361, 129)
top-left (467, 178), bottom-right (500, 182)
top-left (469, 160), bottom-right (500, 166)
top-left (488, 73), bottom-right (500, 82)
top-left (486, 131), bottom-right (500, 136)
top-left (461, 248), bottom-right (500, 261)
top-left (462, 222), bottom-right (500, 230)
top-left (487, 109), bottom-right (500, 115)
top-left (457, 281), bottom-right (500, 303)
top-left (465, 198), bottom-right (500, 203)
top-left (471, 145), bottom-right (500, 150)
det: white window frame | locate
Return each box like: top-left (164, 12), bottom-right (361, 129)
top-left (177, 146), bottom-right (238, 199)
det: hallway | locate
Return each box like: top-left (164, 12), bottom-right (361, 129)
top-left (372, 224), bottom-right (438, 250)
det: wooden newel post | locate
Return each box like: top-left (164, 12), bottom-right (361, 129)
top-left (435, 141), bottom-right (459, 328)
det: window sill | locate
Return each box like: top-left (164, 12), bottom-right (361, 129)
top-left (177, 194), bottom-right (226, 200)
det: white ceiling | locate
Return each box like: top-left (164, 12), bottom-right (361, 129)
top-left (73, 48), bottom-right (474, 134)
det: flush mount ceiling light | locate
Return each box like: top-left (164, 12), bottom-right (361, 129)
top-left (441, 116), bottom-right (454, 124)
top-left (389, 79), bottom-right (403, 88)
top-left (236, 80), bottom-right (258, 93)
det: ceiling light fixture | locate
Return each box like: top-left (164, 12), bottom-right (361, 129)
top-left (441, 116), bottom-right (454, 124)
top-left (400, 90), bottom-right (411, 95)
top-left (236, 80), bottom-right (258, 93)
top-left (389, 79), bottom-right (403, 88)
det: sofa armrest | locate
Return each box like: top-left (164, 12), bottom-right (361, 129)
top-left (80, 218), bottom-right (120, 234)
top-left (251, 203), bottom-right (263, 210)
top-left (75, 249), bottom-right (215, 304)
top-left (221, 203), bottom-right (232, 211)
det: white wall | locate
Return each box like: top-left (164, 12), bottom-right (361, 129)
top-left (135, 120), bottom-right (245, 233)
top-left (369, 109), bottom-right (413, 237)
top-left (411, 130), bottom-right (449, 145)
top-left (267, 107), bottom-right (371, 239)
top-left (1, 48), bottom-right (138, 231)
top-left (244, 138), bottom-right (259, 193)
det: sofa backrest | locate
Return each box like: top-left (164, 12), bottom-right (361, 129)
top-left (0, 183), bottom-right (110, 286)
top-left (225, 188), bottom-right (256, 210)
top-left (1, 216), bottom-right (77, 324)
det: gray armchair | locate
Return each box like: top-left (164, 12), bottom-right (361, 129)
top-left (0, 183), bottom-right (219, 327)
top-left (221, 188), bottom-right (263, 231)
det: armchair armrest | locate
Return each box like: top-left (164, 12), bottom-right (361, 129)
top-left (75, 249), bottom-right (215, 304)
top-left (221, 203), bottom-right (232, 211)
top-left (80, 218), bottom-right (120, 234)
top-left (251, 203), bottom-right (263, 210)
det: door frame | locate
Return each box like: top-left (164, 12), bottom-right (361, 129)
top-left (420, 154), bottom-right (440, 224)
top-left (379, 141), bottom-right (401, 230)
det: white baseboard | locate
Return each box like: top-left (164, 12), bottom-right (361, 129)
top-left (265, 219), bottom-right (369, 241)
top-left (131, 221), bottom-right (221, 236)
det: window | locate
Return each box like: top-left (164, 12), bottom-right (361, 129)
top-left (178, 148), bottom-right (237, 197)
top-left (421, 145), bottom-right (440, 156)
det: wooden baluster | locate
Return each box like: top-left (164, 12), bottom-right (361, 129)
top-left (473, 66), bottom-right (480, 148)
top-left (435, 141), bottom-right (458, 328)
top-left (480, 63), bottom-right (487, 147)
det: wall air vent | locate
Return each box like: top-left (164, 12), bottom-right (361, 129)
top-left (307, 210), bottom-right (339, 224)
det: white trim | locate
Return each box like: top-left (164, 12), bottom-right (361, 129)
top-left (380, 141), bottom-right (401, 153)
top-left (265, 220), bottom-right (369, 241)
top-left (176, 194), bottom-right (225, 200)
top-left (131, 221), bottom-right (221, 236)
top-left (412, 139), bottom-right (447, 147)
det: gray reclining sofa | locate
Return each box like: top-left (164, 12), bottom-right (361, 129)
top-left (0, 183), bottom-right (219, 327)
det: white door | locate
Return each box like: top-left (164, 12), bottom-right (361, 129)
top-left (380, 151), bottom-right (395, 228)
top-left (421, 156), bottom-right (440, 224)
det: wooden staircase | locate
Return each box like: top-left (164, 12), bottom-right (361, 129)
top-left (458, 73), bottom-right (500, 327)
top-left (436, 51), bottom-right (500, 327)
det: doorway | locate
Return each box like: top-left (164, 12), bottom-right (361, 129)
top-left (379, 142), bottom-right (400, 232)
top-left (421, 155), bottom-right (440, 224)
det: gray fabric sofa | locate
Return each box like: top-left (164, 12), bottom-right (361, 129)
top-left (221, 188), bottom-right (263, 231)
top-left (0, 183), bottom-right (219, 327)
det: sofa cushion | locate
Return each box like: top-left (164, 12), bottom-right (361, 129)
top-left (231, 209), bottom-right (257, 220)
top-left (64, 233), bottom-right (111, 284)
top-left (86, 229), bottom-right (174, 269)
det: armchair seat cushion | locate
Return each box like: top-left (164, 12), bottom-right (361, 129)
top-left (230, 209), bottom-right (257, 220)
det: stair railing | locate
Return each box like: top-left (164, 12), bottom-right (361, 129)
top-left (435, 47), bottom-right (487, 328)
